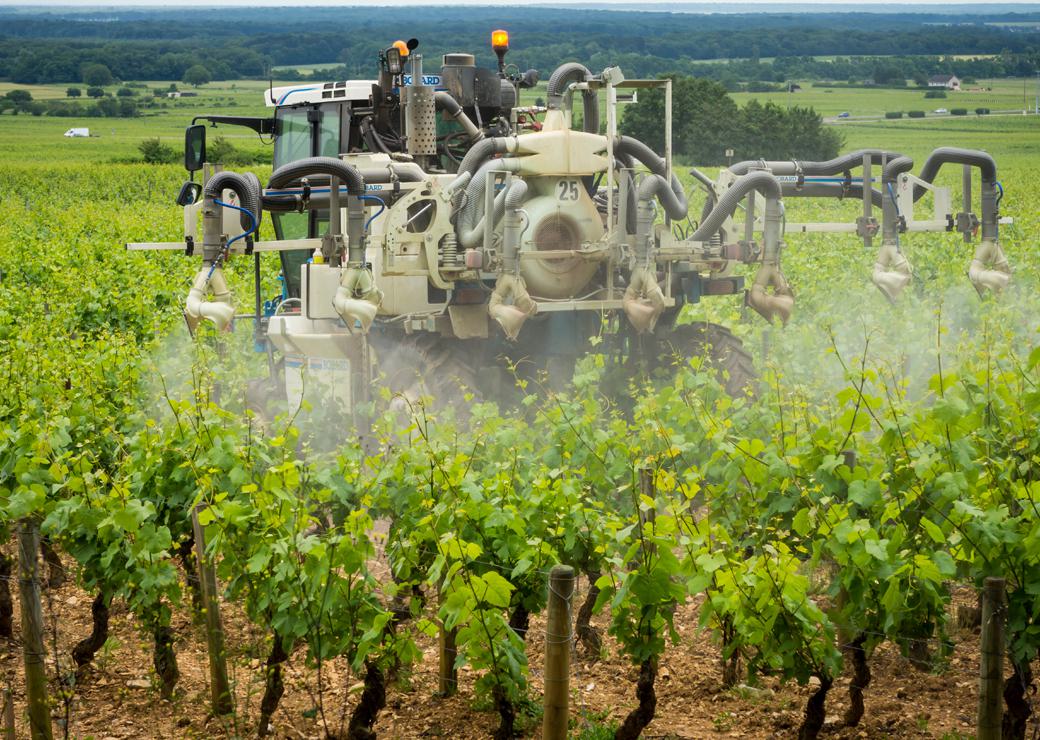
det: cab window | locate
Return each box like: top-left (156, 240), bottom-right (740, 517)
top-left (273, 108), bottom-right (311, 167)
top-left (272, 104), bottom-right (342, 297)
top-left (273, 104), bottom-right (342, 167)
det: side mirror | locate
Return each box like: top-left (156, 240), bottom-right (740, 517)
top-left (184, 124), bottom-right (206, 172)
top-left (519, 69), bottom-right (540, 89)
top-left (176, 181), bottom-right (203, 207)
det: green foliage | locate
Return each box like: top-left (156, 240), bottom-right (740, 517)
top-left (872, 62), bottom-right (906, 86)
top-left (65, 87), bottom-right (81, 98)
top-left (82, 97), bottom-right (133, 117)
top-left (740, 99), bottom-right (844, 162)
top-left (620, 75), bottom-right (842, 165)
top-left (138, 138), bottom-right (177, 164)
top-left (80, 62), bottom-right (113, 87)
top-left (620, 76), bottom-right (738, 164)
top-left (202, 135), bottom-right (271, 166)
top-left (182, 64), bottom-right (211, 88)
top-left (4, 7), bottom-right (1040, 85)
top-left (924, 89), bottom-right (947, 99)
top-left (3, 68), bottom-right (1040, 738)
top-left (5, 89), bottom-right (31, 104)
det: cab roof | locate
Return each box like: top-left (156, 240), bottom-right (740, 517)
top-left (266, 81), bottom-right (375, 108)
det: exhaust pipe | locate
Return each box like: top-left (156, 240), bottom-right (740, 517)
top-left (333, 267), bottom-right (383, 334)
top-left (184, 266), bottom-right (235, 333)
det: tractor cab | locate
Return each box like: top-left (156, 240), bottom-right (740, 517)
top-left (267, 82), bottom-right (376, 298)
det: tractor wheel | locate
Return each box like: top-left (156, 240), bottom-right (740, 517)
top-left (371, 333), bottom-right (485, 415)
top-left (658, 322), bottom-right (756, 397)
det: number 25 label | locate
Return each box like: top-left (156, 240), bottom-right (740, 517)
top-left (556, 180), bottom-right (580, 201)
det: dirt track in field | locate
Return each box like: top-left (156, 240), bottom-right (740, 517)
top-left (0, 559), bottom-right (1024, 739)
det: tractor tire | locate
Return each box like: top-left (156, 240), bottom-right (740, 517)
top-left (658, 322), bottom-right (757, 397)
top-left (371, 332), bottom-right (484, 415)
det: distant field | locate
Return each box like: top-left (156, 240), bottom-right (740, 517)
top-left (731, 77), bottom-right (1040, 117)
top-left (0, 76), bottom-right (1036, 167)
top-left (839, 114), bottom-right (1040, 160)
top-left (0, 79), bottom-right (291, 164)
top-left (0, 82), bottom-right (71, 100)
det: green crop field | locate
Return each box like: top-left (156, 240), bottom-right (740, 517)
top-left (2, 74), bottom-right (1040, 740)
top-left (0, 80), bottom-right (283, 164)
top-left (731, 77), bottom-right (1040, 117)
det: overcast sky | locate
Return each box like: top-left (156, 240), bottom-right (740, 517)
top-left (5, 0), bottom-right (1040, 6)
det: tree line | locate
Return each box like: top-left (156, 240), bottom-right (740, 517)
top-left (680, 52), bottom-right (1040, 89)
top-left (1, 6), bottom-right (1039, 84)
top-left (619, 76), bottom-right (843, 166)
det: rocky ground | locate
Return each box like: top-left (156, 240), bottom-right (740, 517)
top-left (0, 557), bottom-right (1017, 739)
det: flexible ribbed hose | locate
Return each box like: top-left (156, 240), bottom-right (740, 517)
top-left (456, 159), bottom-right (521, 248)
top-left (455, 137), bottom-right (516, 181)
top-left (502, 179), bottom-right (529, 271)
top-left (546, 62), bottom-right (600, 134)
top-left (434, 91), bottom-right (483, 142)
top-left (914, 147), bottom-right (996, 193)
top-left (729, 149), bottom-right (905, 176)
top-left (267, 156), bottom-right (365, 195)
top-left (615, 136), bottom-right (688, 219)
top-left (689, 170), bottom-right (782, 242)
top-left (204, 171), bottom-right (261, 230)
top-left (637, 173), bottom-right (688, 221)
top-left (911, 147), bottom-right (999, 241)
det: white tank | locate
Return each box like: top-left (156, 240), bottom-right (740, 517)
top-left (518, 176), bottom-right (603, 299)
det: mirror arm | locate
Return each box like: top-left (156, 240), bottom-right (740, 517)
top-left (190, 115), bottom-right (275, 135)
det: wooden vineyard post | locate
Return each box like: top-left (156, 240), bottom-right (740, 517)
top-left (191, 505), bottom-right (233, 715)
top-left (542, 564), bottom-right (575, 740)
top-left (437, 583), bottom-right (457, 696)
top-left (977, 576), bottom-right (1006, 740)
top-left (438, 623), bottom-right (458, 697)
top-left (16, 520), bottom-right (53, 740)
top-left (3, 685), bottom-right (15, 740)
top-left (638, 467), bottom-right (657, 548)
